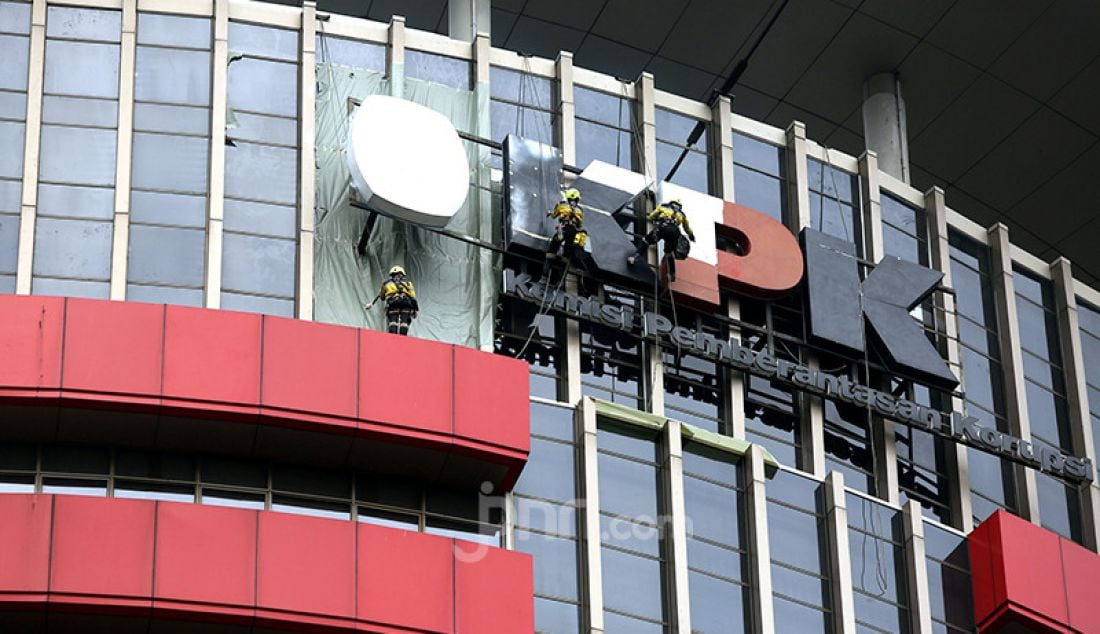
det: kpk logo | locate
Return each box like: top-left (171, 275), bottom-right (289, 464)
top-left (501, 135), bottom-right (958, 390)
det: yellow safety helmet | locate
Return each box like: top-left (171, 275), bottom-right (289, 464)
top-left (564, 188), bottom-right (581, 202)
top-left (389, 265), bottom-right (406, 276)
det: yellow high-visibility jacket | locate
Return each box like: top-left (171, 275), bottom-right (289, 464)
top-left (549, 201), bottom-right (584, 226)
top-left (381, 279), bottom-right (416, 302)
top-left (649, 204), bottom-right (693, 236)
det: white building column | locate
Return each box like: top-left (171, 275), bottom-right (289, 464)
top-left (824, 471), bottom-right (856, 633)
top-left (861, 73), bottom-right (909, 184)
top-left (665, 420), bottom-right (692, 634)
top-left (745, 445), bottom-right (775, 634)
top-left (638, 71), bottom-right (664, 415)
top-left (108, 0), bottom-right (136, 300)
top-left (15, 0), bottom-right (46, 295)
top-left (447, 0), bottom-right (489, 42)
top-left (577, 399), bottom-right (605, 633)
top-left (387, 16), bottom-right (405, 99)
top-left (988, 223), bottom-right (1040, 524)
top-left (1050, 258), bottom-right (1100, 551)
top-left (204, 0), bottom-right (229, 309)
top-left (296, 1), bottom-right (316, 320)
top-left (902, 500), bottom-right (934, 634)
top-left (925, 186), bottom-right (974, 533)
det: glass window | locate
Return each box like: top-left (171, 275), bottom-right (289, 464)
top-left (0, 3), bottom-right (26, 285)
top-left (733, 133), bottom-right (786, 222)
top-left (656, 108), bottom-right (709, 194)
top-left (574, 85), bottom-right (635, 171)
top-left (767, 469), bottom-right (832, 632)
top-left (495, 266), bottom-right (565, 401)
top-left (405, 49), bottom-right (471, 91)
top-left (847, 493), bottom-right (909, 633)
top-left (490, 65), bottom-right (554, 148)
top-left (664, 314), bottom-right (724, 432)
top-left (34, 7), bottom-right (119, 296)
top-left (316, 34), bottom-right (384, 72)
top-left (808, 158), bottom-right (860, 252)
top-left (924, 522), bottom-right (974, 633)
top-left (1077, 300), bottom-right (1100, 470)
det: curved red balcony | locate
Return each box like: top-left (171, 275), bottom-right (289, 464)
top-left (0, 494), bottom-right (533, 633)
top-left (0, 295), bottom-right (529, 490)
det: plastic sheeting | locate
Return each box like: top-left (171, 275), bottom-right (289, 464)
top-left (313, 61), bottom-right (496, 348)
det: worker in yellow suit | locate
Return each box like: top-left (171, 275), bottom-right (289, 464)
top-left (546, 187), bottom-right (587, 265)
top-left (369, 265), bottom-right (418, 335)
top-left (628, 198), bottom-right (694, 281)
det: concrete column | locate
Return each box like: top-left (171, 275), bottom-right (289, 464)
top-left (804, 356), bottom-right (827, 478)
top-left (15, 0), bottom-right (46, 295)
top-left (447, 0), bottom-right (489, 43)
top-left (746, 445), bottom-right (775, 634)
top-left (556, 52), bottom-right (576, 167)
top-left (824, 471), bottom-right (857, 634)
top-left (859, 149), bottom-right (898, 505)
top-left (925, 186), bottom-right (974, 533)
top-left (578, 399), bottom-right (605, 633)
top-left (205, 0), bottom-right (229, 309)
top-left (297, 1), bottom-right (316, 320)
top-left (1050, 258), bottom-right (1100, 551)
top-left (861, 73), bottom-right (909, 184)
top-left (638, 71), bottom-right (664, 415)
top-left (728, 297), bottom-right (746, 439)
top-left (387, 16), bottom-right (405, 98)
top-left (784, 121), bottom-right (810, 232)
top-left (988, 223), bottom-right (1040, 524)
top-left (109, 0), bottom-right (136, 300)
top-left (712, 96), bottom-right (734, 203)
top-left (473, 32), bottom-right (494, 350)
top-left (665, 420), bottom-right (692, 634)
top-left (902, 500), bottom-right (934, 634)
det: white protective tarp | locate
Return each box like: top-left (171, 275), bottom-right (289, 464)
top-left (313, 62), bottom-right (496, 348)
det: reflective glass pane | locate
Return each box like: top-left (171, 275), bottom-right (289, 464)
top-left (688, 570), bottom-right (747, 634)
top-left (515, 437), bottom-right (575, 503)
top-left (0, 119), bottom-right (25, 178)
top-left (0, 273), bottom-right (13, 293)
top-left (224, 141), bottom-right (297, 204)
top-left (134, 102), bottom-right (209, 135)
top-left (0, 214), bottom-right (18, 274)
top-left (223, 198), bottom-right (298, 238)
top-left (530, 402), bottom-right (573, 442)
top-left (33, 216), bottom-right (112, 279)
top-left (774, 595), bottom-right (830, 633)
top-left (132, 132), bottom-right (209, 193)
top-left (514, 529), bottom-right (578, 600)
top-left (733, 133), bottom-right (782, 174)
top-left (575, 86), bottom-right (630, 127)
top-left (46, 7), bottom-right (120, 41)
top-left (231, 110), bottom-right (297, 146)
top-left (131, 190), bottom-right (207, 228)
top-left (228, 57), bottom-right (297, 117)
top-left (43, 40), bottom-right (120, 98)
top-left (114, 482), bottom-right (194, 503)
top-left (575, 118), bottom-right (632, 170)
top-left (39, 125), bottom-right (117, 186)
top-left (534, 597), bottom-right (580, 634)
top-left (128, 224), bottom-right (205, 286)
top-left (686, 537), bottom-right (743, 581)
top-left (598, 452), bottom-right (659, 520)
top-left (37, 183), bottom-right (113, 220)
top-left (767, 502), bottom-right (824, 573)
top-left (220, 291), bottom-right (294, 316)
top-left (42, 445), bottom-right (109, 473)
top-left (0, 90), bottom-right (26, 119)
top-left (600, 548), bottom-right (664, 622)
top-left (135, 46), bottom-right (211, 106)
top-left (42, 479), bottom-right (106, 496)
top-left (32, 276), bottom-right (108, 298)
top-left (115, 450), bottom-right (195, 480)
top-left (0, 34), bottom-right (29, 91)
top-left (42, 94), bottom-right (118, 127)
top-left (733, 165), bottom-right (783, 221)
top-left (657, 142), bottom-right (708, 193)
top-left (202, 489), bottom-right (265, 509)
top-left (405, 50), bottom-right (471, 90)
top-left (137, 13), bottom-right (210, 48)
top-left (490, 100), bottom-right (554, 147)
top-left (0, 178), bottom-right (19, 213)
top-left (316, 35), bottom-right (384, 72)
top-left (0, 1), bottom-right (31, 35)
top-left (228, 22), bottom-right (298, 60)
top-left (126, 283), bottom-right (203, 306)
top-left (490, 66), bottom-right (552, 107)
top-left (272, 497), bottom-right (350, 520)
top-left (514, 497), bottom-right (575, 537)
top-left (683, 477), bottom-right (741, 547)
top-left (600, 515), bottom-right (661, 557)
top-left (221, 232), bottom-right (295, 297)
top-left (772, 563), bottom-right (829, 605)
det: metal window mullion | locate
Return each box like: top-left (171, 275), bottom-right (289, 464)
top-left (902, 500), bottom-right (933, 634)
top-left (15, 0), bottom-right (46, 294)
top-left (745, 445), bottom-right (774, 634)
top-left (639, 71), bottom-right (663, 416)
top-left (824, 471), bottom-right (856, 634)
top-left (1050, 258), bottom-right (1100, 551)
top-left (296, 1), bottom-right (315, 320)
top-left (578, 398), bottom-right (605, 632)
top-left (205, 0), bottom-right (228, 309)
top-left (664, 419), bottom-right (691, 634)
top-left (108, 0), bottom-right (136, 300)
top-left (988, 223), bottom-right (1040, 523)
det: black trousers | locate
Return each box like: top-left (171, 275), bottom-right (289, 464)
top-left (548, 223), bottom-right (582, 261)
top-left (386, 299), bottom-right (416, 335)
top-left (634, 223), bottom-right (683, 278)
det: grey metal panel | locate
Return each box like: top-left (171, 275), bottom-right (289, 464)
top-left (802, 226), bottom-right (864, 357)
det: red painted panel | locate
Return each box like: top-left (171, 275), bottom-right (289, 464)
top-left (995, 512), bottom-right (1068, 627)
top-left (154, 502), bottom-right (256, 615)
top-left (0, 495), bottom-right (52, 596)
top-left (359, 329), bottom-right (452, 436)
top-left (50, 496), bottom-right (155, 602)
top-left (358, 524), bottom-right (453, 633)
top-left (454, 545), bottom-right (533, 634)
top-left (454, 345), bottom-right (529, 453)
top-left (256, 511), bottom-right (355, 620)
top-left (261, 316), bottom-right (358, 424)
top-left (162, 306), bottom-right (262, 413)
top-left (716, 202), bottom-right (803, 299)
top-left (0, 295), bottom-right (64, 391)
top-left (1061, 538), bottom-right (1100, 634)
top-left (61, 299), bottom-right (164, 402)
top-left (966, 513), bottom-right (1000, 628)
top-left (665, 256), bottom-right (720, 312)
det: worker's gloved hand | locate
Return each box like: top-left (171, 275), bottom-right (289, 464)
top-left (688, 233), bottom-right (696, 242)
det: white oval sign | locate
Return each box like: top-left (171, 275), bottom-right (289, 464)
top-left (346, 95), bottom-right (469, 228)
